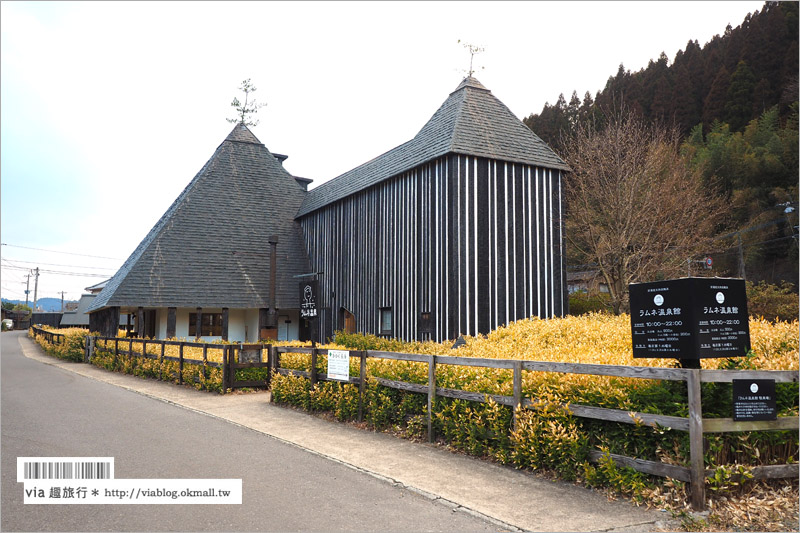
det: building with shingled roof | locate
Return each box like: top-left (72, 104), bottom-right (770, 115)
top-left (87, 124), bottom-right (311, 341)
top-left (297, 76), bottom-right (569, 342)
top-left (89, 76), bottom-right (568, 343)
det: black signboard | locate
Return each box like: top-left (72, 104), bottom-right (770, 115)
top-left (630, 277), bottom-right (750, 359)
top-left (732, 379), bottom-right (777, 421)
top-left (300, 280), bottom-right (318, 320)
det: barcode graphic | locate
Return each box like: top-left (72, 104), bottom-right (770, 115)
top-left (20, 460), bottom-right (113, 480)
top-left (17, 457), bottom-right (115, 482)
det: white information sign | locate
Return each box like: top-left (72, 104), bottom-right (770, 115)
top-left (327, 350), bottom-right (350, 381)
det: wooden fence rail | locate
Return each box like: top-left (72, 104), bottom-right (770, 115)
top-left (30, 325), bottom-right (66, 346)
top-left (86, 336), bottom-right (272, 391)
top-left (273, 346), bottom-right (798, 511)
top-left (29, 327), bottom-right (797, 511)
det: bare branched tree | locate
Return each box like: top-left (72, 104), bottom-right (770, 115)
top-left (563, 108), bottom-right (729, 314)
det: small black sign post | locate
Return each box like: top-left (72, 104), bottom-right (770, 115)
top-left (629, 277), bottom-right (750, 367)
top-left (300, 280), bottom-right (319, 347)
top-left (732, 379), bottom-right (777, 421)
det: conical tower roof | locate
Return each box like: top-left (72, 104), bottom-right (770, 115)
top-left (297, 77), bottom-right (568, 217)
top-left (89, 123), bottom-right (310, 311)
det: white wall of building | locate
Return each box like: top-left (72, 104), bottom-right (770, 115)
top-left (147, 307), bottom-right (300, 342)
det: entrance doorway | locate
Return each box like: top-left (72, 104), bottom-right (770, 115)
top-left (340, 307), bottom-right (356, 334)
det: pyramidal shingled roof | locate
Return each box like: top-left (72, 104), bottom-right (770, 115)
top-left (296, 77), bottom-right (569, 217)
top-left (88, 123), bottom-right (310, 312)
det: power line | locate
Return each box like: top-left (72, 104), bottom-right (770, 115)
top-left (1, 257), bottom-right (116, 270)
top-left (711, 234), bottom-right (798, 256)
top-left (0, 243), bottom-right (121, 260)
top-left (1, 285), bottom-right (26, 297)
top-left (1, 264), bottom-right (113, 278)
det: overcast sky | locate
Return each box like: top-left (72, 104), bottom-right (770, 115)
top-left (1, 1), bottom-right (765, 305)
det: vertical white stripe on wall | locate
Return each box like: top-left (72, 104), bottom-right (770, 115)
top-left (464, 156), bottom-right (470, 336)
top-left (535, 167), bottom-right (541, 317)
top-left (527, 166), bottom-right (534, 317)
top-left (435, 162), bottom-right (440, 340)
top-left (493, 162), bottom-right (498, 330)
top-left (504, 163), bottom-right (509, 325)
top-left (521, 164), bottom-right (527, 319)
top-left (413, 171), bottom-right (418, 336)
top-left (473, 157), bottom-right (478, 335)
top-left (444, 158), bottom-right (449, 339)
top-left (456, 156), bottom-right (462, 335)
top-left (558, 169), bottom-right (564, 315)
top-left (488, 161), bottom-right (493, 330)
top-left (393, 176), bottom-right (398, 328)
top-left (546, 169), bottom-right (552, 317)
top-left (511, 164), bottom-right (517, 322)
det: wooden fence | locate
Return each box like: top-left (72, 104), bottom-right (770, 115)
top-left (84, 335), bottom-right (271, 391)
top-left (272, 346), bottom-right (798, 511)
top-left (28, 327), bottom-right (798, 511)
top-left (30, 325), bottom-right (66, 345)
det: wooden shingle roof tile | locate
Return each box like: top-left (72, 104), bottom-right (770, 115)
top-left (296, 77), bottom-right (568, 217)
top-left (89, 123), bottom-right (311, 312)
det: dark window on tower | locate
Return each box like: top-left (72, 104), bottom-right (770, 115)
top-left (379, 307), bottom-right (393, 337)
top-left (420, 311), bottom-right (432, 340)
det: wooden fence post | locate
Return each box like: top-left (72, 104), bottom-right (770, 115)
top-left (513, 360), bottom-right (523, 431)
top-left (428, 355), bottom-right (437, 443)
top-left (202, 345), bottom-right (208, 380)
top-left (159, 342), bottom-right (165, 380)
top-left (86, 336), bottom-right (93, 363)
top-left (265, 345), bottom-right (273, 390)
top-left (114, 339), bottom-right (119, 367)
top-left (310, 348), bottom-right (318, 387)
top-left (178, 342), bottom-right (184, 385)
top-left (222, 346), bottom-right (228, 393)
top-left (358, 351), bottom-right (367, 423)
top-left (687, 368), bottom-right (705, 511)
top-left (229, 345), bottom-right (236, 390)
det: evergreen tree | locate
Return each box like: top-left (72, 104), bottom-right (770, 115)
top-left (703, 66), bottom-right (731, 128)
top-left (724, 60), bottom-right (757, 131)
top-left (672, 64), bottom-right (699, 133)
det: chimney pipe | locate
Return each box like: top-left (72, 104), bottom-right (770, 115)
top-left (267, 235), bottom-right (279, 328)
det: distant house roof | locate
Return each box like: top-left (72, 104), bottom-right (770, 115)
top-left (296, 76), bottom-right (569, 217)
top-left (60, 294), bottom-right (96, 326)
top-left (88, 123), bottom-right (311, 312)
top-left (85, 280), bottom-right (109, 294)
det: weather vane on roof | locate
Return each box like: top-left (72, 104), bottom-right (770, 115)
top-left (227, 79), bottom-right (266, 127)
top-left (458, 40), bottom-right (485, 77)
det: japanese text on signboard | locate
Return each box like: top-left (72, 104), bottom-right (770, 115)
top-left (300, 281), bottom-right (318, 319)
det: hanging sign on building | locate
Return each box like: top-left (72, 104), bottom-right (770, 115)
top-left (327, 350), bottom-right (350, 381)
top-left (732, 379), bottom-right (777, 421)
top-left (629, 277), bottom-right (750, 359)
top-left (300, 280), bottom-right (318, 319)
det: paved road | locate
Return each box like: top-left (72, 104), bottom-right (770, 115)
top-left (1, 331), bottom-right (499, 532)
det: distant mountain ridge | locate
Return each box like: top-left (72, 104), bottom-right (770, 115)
top-left (2, 298), bottom-right (77, 312)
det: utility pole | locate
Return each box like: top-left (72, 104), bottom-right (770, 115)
top-left (32, 267), bottom-right (40, 312)
top-left (737, 233), bottom-right (746, 280)
top-left (59, 291), bottom-right (66, 312)
top-left (24, 271), bottom-right (31, 307)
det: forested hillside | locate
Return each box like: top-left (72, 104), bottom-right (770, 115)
top-left (526, 1), bottom-right (798, 286)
